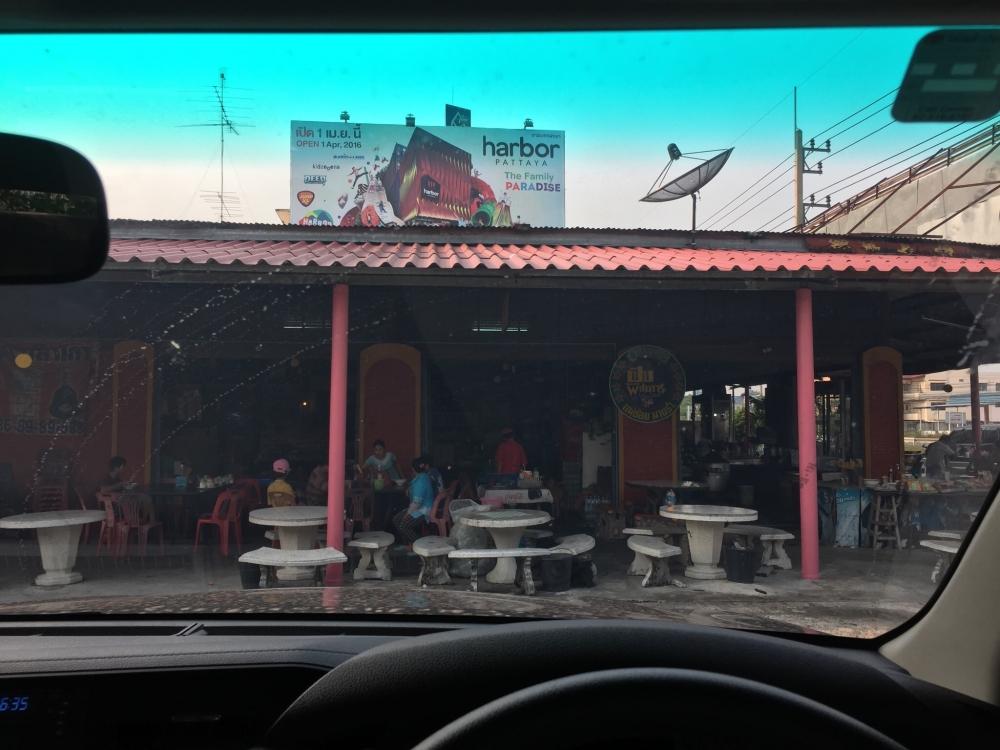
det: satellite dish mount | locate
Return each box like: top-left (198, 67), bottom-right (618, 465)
top-left (640, 144), bottom-right (733, 230)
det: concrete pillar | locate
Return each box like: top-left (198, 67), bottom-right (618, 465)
top-left (795, 289), bottom-right (820, 580)
top-left (325, 284), bottom-right (349, 585)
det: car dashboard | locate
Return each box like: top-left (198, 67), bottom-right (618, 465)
top-left (1, 617), bottom-right (998, 750)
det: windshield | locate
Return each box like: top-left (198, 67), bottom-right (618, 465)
top-left (0, 29), bottom-right (996, 636)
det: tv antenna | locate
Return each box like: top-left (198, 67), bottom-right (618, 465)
top-left (179, 72), bottom-right (252, 222)
top-left (640, 144), bottom-right (733, 230)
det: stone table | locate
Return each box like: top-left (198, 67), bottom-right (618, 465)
top-left (248, 506), bottom-right (328, 581)
top-left (460, 508), bottom-right (551, 584)
top-left (661, 504), bottom-right (758, 580)
top-left (0, 510), bottom-right (105, 586)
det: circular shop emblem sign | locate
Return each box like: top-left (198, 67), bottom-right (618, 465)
top-left (609, 345), bottom-right (686, 423)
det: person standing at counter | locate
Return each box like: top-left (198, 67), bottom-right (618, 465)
top-left (495, 427), bottom-right (528, 475)
top-left (363, 439), bottom-right (402, 486)
top-left (925, 434), bottom-right (956, 479)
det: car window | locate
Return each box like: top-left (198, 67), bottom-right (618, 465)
top-left (0, 28), bottom-right (996, 636)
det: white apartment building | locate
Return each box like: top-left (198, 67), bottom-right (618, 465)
top-left (903, 367), bottom-right (1000, 447)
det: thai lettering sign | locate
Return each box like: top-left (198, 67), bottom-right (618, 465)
top-left (290, 121), bottom-right (565, 227)
top-left (609, 345), bottom-right (686, 423)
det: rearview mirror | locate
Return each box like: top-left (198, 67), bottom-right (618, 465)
top-left (0, 133), bottom-right (109, 284)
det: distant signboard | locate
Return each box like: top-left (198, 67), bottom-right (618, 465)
top-left (290, 121), bottom-right (565, 227)
top-left (609, 346), bottom-right (687, 423)
top-left (445, 104), bottom-right (472, 127)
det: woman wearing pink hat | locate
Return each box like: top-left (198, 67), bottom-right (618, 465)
top-left (266, 458), bottom-right (296, 507)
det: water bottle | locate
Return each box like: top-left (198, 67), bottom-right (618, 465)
top-left (664, 489), bottom-right (677, 511)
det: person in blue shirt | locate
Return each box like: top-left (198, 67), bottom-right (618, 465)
top-left (393, 456), bottom-right (435, 544)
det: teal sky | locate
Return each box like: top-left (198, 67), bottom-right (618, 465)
top-left (0, 29), bottom-right (967, 228)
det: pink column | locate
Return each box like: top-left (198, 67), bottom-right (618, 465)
top-left (325, 283), bottom-right (349, 585)
top-left (796, 288), bottom-right (820, 579)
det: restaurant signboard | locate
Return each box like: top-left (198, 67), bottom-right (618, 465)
top-left (290, 121), bottom-right (565, 228)
top-left (609, 345), bottom-right (686, 423)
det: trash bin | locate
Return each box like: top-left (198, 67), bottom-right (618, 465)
top-left (239, 562), bottom-right (261, 589)
top-left (540, 553), bottom-right (573, 592)
top-left (722, 544), bottom-right (763, 583)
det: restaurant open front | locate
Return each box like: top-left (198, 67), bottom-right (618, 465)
top-left (1, 221), bottom-right (998, 579)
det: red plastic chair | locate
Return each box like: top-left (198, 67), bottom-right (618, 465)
top-left (424, 480), bottom-right (459, 537)
top-left (232, 478), bottom-right (263, 511)
top-left (118, 494), bottom-right (164, 561)
top-left (193, 489), bottom-right (242, 557)
top-left (95, 492), bottom-right (127, 559)
top-left (347, 483), bottom-right (373, 533)
top-left (75, 489), bottom-right (94, 545)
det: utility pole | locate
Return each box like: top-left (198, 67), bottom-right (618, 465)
top-left (793, 87), bottom-right (831, 229)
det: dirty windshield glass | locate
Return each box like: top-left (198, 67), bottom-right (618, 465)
top-left (0, 29), bottom-right (996, 636)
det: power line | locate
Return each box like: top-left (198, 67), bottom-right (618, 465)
top-left (821, 103), bottom-right (893, 144)
top-left (755, 206), bottom-right (795, 233)
top-left (702, 165), bottom-right (794, 229)
top-left (809, 87), bottom-right (898, 140)
top-left (808, 120), bottom-right (987, 200)
top-left (697, 154), bottom-right (793, 228)
top-left (719, 179), bottom-right (795, 231)
top-left (729, 30), bottom-right (867, 146)
top-left (701, 88), bottom-right (896, 230)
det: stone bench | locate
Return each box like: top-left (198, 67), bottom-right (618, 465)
top-left (920, 538), bottom-right (961, 584)
top-left (448, 547), bottom-right (550, 595)
top-left (626, 536), bottom-right (684, 588)
top-left (348, 531), bottom-right (395, 581)
top-left (724, 524), bottom-right (794, 572)
top-left (238, 546), bottom-right (347, 587)
top-left (550, 533), bottom-right (595, 556)
top-left (927, 530), bottom-right (963, 541)
top-left (413, 535), bottom-right (456, 586)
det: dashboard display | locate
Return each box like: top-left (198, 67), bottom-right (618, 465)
top-left (0, 694), bottom-right (31, 713)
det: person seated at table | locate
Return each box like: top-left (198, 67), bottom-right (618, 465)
top-left (423, 454), bottom-right (444, 496)
top-left (364, 439), bottom-right (402, 487)
top-left (495, 427), bottom-right (528, 475)
top-left (267, 458), bottom-right (296, 507)
top-left (305, 463), bottom-right (328, 506)
top-left (393, 456), bottom-right (435, 545)
top-left (100, 455), bottom-right (128, 493)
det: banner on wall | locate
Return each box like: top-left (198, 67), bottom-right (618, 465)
top-left (291, 121), bottom-right (565, 228)
top-left (609, 345), bottom-right (687, 423)
top-left (0, 343), bottom-right (97, 435)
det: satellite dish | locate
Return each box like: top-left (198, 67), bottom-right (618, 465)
top-left (640, 144), bottom-right (733, 229)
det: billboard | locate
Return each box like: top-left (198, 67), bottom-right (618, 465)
top-left (290, 121), bottom-right (565, 228)
top-left (445, 105), bottom-right (471, 127)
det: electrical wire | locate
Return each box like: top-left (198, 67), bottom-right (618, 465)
top-left (701, 90), bottom-right (896, 230)
top-left (808, 88), bottom-right (898, 141)
top-left (719, 179), bottom-right (795, 231)
top-left (697, 155), bottom-right (794, 228)
top-left (754, 206), bottom-right (795, 233)
top-left (808, 119), bottom-right (994, 200)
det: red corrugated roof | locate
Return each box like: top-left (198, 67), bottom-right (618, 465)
top-left (108, 238), bottom-right (1000, 275)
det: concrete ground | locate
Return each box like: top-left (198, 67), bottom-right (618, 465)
top-left (0, 537), bottom-right (942, 637)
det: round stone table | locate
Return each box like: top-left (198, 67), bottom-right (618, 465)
top-left (460, 508), bottom-right (551, 584)
top-left (0, 510), bottom-right (105, 586)
top-left (660, 504), bottom-right (758, 580)
top-left (249, 506), bottom-right (328, 581)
